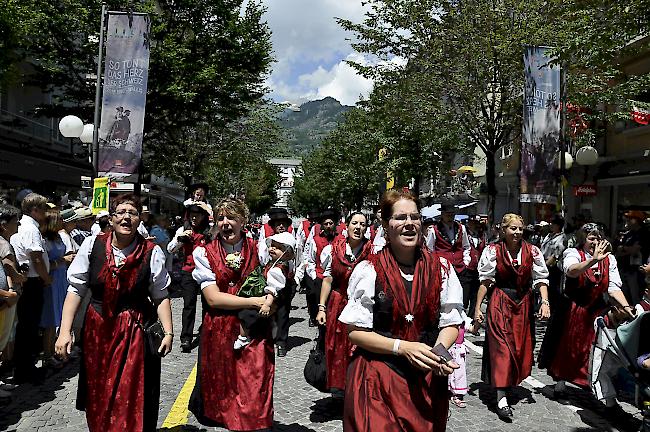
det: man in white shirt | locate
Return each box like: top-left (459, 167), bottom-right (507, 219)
top-left (10, 193), bottom-right (51, 383)
top-left (71, 207), bottom-right (95, 247)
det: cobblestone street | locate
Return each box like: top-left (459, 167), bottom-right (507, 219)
top-left (0, 291), bottom-right (644, 432)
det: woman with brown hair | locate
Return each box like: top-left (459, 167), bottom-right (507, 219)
top-left (339, 190), bottom-right (464, 431)
top-left (474, 213), bottom-right (550, 421)
top-left (55, 194), bottom-right (173, 432)
top-left (190, 198), bottom-right (275, 431)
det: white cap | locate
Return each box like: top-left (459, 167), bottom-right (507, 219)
top-left (97, 210), bottom-right (110, 218)
top-left (265, 232), bottom-right (296, 254)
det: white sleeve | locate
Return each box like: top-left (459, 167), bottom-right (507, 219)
top-left (91, 223), bottom-right (100, 236)
top-left (372, 226), bottom-right (386, 253)
top-left (137, 222), bottom-right (149, 238)
top-left (321, 245), bottom-right (333, 278)
top-left (438, 257), bottom-right (464, 328)
top-left (607, 255), bottom-right (623, 294)
top-left (303, 234), bottom-right (315, 264)
top-left (338, 260), bottom-right (376, 328)
top-left (425, 227), bottom-right (435, 252)
top-left (149, 246), bottom-right (171, 300)
top-left (24, 226), bottom-right (45, 254)
top-left (531, 245), bottom-right (550, 287)
top-left (478, 244), bottom-right (497, 282)
top-left (167, 227), bottom-right (185, 254)
top-left (461, 227), bottom-right (471, 267)
top-left (258, 231), bottom-right (269, 265)
top-left (264, 266), bottom-right (286, 296)
top-left (192, 247), bottom-right (217, 290)
top-left (562, 248), bottom-right (581, 274)
top-left (66, 235), bottom-right (97, 297)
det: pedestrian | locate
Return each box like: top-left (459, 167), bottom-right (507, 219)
top-left (59, 209), bottom-right (80, 254)
top-left (473, 213), bottom-right (550, 421)
top-left (616, 210), bottom-right (649, 305)
top-left (90, 210), bottom-right (111, 235)
top-left (465, 215), bottom-right (486, 321)
top-left (167, 201), bottom-right (211, 352)
top-left (55, 193), bottom-right (173, 432)
top-left (71, 207), bottom-right (94, 247)
top-left (539, 223), bottom-right (634, 400)
top-left (338, 190), bottom-right (464, 431)
top-left (189, 198), bottom-right (274, 431)
top-left (316, 211), bottom-right (374, 398)
top-left (10, 193), bottom-right (51, 384)
top-left (149, 214), bottom-right (172, 270)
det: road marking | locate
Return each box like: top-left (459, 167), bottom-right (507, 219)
top-left (161, 363), bottom-right (197, 428)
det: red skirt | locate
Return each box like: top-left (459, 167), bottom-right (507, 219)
top-left (189, 309), bottom-right (275, 431)
top-left (79, 306), bottom-right (159, 432)
top-left (483, 288), bottom-right (534, 388)
top-left (547, 302), bottom-right (600, 387)
top-left (325, 289), bottom-right (353, 391)
top-left (344, 356), bottom-right (449, 432)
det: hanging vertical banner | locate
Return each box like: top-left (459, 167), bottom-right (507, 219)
top-left (520, 46), bottom-right (561, 204)
top-left (98, 12), bottom-right (150, 178)
top-left (92, 177), bottom-right (110, 214)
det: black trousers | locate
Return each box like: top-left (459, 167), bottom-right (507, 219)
top-left (274, 282), bottom-right (296, 347)
top-left (305, 276), bottom-right (322, 322)
top-left (180, 270), bottom-right (200, 344)
top-left (458, 269), bottom-right (479, 315)
top-left (14, 277), bottom-right (44, 379)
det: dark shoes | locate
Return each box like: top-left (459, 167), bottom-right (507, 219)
top-left (276, 345), bottom-right (287, 357)
top-left (497, 405), bottom-right (513, 421)
top-left (308, 319), bottom-right (316, 327)
top-left (180, 341), bottom-right (192, 353)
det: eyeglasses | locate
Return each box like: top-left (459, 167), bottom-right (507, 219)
top-left (390, 213), bottom-right (422, 224)
top-left (113, 210), bottom-right (140, 218)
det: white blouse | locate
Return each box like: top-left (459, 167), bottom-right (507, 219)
top-left (320, 240), bottom-right (366, 278)
top-left (477, 243), bottom-right (550, 288)
top-left (67, 235), bottom-right (170, 300)
top-left (338, 257), bottom-right (464, 329)
top-left (562, 248), bottom-right (622, 294)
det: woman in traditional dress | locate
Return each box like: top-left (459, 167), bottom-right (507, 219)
top-left (473, 213), bottom-right (550, 421)
top-left (339, 190), bottom-right (464, 432)
top-left (189, 198), bottom-right (274, 431)
top-left (316, 212), bottom-right (374, 397)
top-left (539, 223), bottom-right (634, 397)
top-left (55, 194), bottom-right (173, 432)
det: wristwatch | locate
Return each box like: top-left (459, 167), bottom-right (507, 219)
top-left (541, 299), bottom-right (550, 306)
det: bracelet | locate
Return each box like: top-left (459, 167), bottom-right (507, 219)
top-left (541, 299), bottom-right (550, 306)
top-left (163, 331), bottom-right (174, 337)
top-left (317, 303), bottom-right (326, 308)
top-left (392, 338), bottom-right (401, 355)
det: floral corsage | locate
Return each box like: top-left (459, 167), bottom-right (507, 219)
top-left (226, 252), bottom-right (242, 270)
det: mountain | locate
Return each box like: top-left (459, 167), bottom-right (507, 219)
top-left (278, 97), bottom-right (352, 155)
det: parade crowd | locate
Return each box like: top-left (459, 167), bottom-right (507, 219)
top-left (0, 183), bottom-right (649, 431)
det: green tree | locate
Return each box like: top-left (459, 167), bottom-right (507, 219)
top-left (0, 0), bottom-right (41, 85)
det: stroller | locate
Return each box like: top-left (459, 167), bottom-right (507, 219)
top-left (590, 311), bottom-right (650, 431)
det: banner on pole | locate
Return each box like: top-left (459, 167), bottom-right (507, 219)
top-left (98, 13), bottom-right (150, 178)
top-left (92, 177), bottom-right (110, 214)
top-left (520, 46), bottom-right (561, 204)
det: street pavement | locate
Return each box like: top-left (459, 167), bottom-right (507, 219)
top-left (0, 290), bottom-right (644, 432)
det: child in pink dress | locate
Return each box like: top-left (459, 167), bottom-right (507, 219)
top-left (449, 326), bottom-right (468, 408)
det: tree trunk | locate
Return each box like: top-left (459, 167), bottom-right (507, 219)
top-left (485, 149), bottom-right (497, 227)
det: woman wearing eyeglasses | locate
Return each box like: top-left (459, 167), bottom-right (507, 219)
top-left (55, 194), bottom-right (173, 432)
top-left (538, 223), bottom-right (634, 400)
top-left (338, 190), bottom-right (463, 431)
top-left (189, 198), bottom-right (274, 431)
top-left (473, 213), bottom-right (550, 421)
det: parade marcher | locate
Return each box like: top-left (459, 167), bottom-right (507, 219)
top-left (616, 210), bottom-right (649, 305)
top-left (304, 209), bottom-right (340, 327)
top-left (339, 190), bottom-right (463, 431)
top-left (183, 182), bottom-right (212, 211)
top-left (465, 215), bottom-right (486, 322)
top-left (473, 213), bottom-right (550, 421)
top-left (90, 210), bottom-right (111, 236)
top-left (538, 223), bottom-right (634, 397)
top-left (258, 207), bottom-right (295, 357)
top-left (315, 211), bottom-right (374, 396)
top-left (295, 209), bottom-right (319, 294)
top-left (540, 214), bottom-right (567, 308)
top-left (55, 193), bottom-right (173, 432)
top-left (167, 201), bottom-right (211, 353)
top-left (425, 200), bottom-right (473, 310)
top-left (189, 198), bottom-right (275, 431)
top-left (10, 193), bottom-right (51, 384)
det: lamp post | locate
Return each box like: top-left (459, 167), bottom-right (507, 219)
top-left (59, 115), bottom-right (95, 170)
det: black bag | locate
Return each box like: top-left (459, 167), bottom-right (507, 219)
top-left (303, 327), bottom-right (328, 392)
top-left (140, 318), bottom-right (165, 357)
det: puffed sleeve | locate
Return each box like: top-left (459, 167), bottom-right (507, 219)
top-left (264, 266), bottom-right (286, 296)
top-left (338, 260), bottom-right (376, 328)
top-left (149, 246), bottom-right (171, 300)
top-left (192, 246), bottom-right (217, 290)
top-left (438, 257), bottom-right (464, 328)
top-left (320, 244), bottom-right (333, 278)
top-left (531, 245), bottom-right (550, 287)
top-left (425, 226), bottom-right (436, 252)
top-left (478, 244), bottom-right (497, 282)
top-left (562, 248), bottom-right (581, 274)
top-left (461, 228), bottom-right (472, 267)
top-left (67, 235), bottom-right (96, 297)
top-left (607, 255), bottom-right (623, 294)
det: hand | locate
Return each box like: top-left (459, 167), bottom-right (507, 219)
top-left (469, 320), bottom-right (481, 335)
top-left (640, 263), bottom-right (650, 274)
top-left (259, 304), bottom-right (271, 316)
top-left (537, 303), bottom-right (551, 320)
top-left (12, 272), bottom-right (27, 285)
top-left (63, 254), bottom-right (76, 264)
top-left (55, 331), bottom-right (74, 361)
top-left (593, 240), bottom-right (611, 262)
top-left (158, 334), bottom-right (173, 357)
top-left (621, 305), bottom-right (637, 320)
top-left (474, 308), bottom-right (484, 325)
top-left (250, 296), bottom-right (268, 310)
top-left (6, 290), bottom-right (19, 307)
top-left (316, 310), bottom-right (327, 325)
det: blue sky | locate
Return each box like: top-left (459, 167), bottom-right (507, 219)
top-left (260, 0), bottom-right (373, 106)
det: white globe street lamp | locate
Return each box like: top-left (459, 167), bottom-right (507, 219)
top-left (79, 124), bottom-right (94, 144)
top-left (58, 115), bottom-right (84, 138)
top-left (557, 152), bottom-right (573, 170)
top-left (575, 145), bottom-right (599, 166)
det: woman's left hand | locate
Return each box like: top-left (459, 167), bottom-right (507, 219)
top-left (158, 335), bottom-right (173, 357)
top-left (537, 303), bottom-right (551, 320)
top-left (431, 357), bottom-right (459, 377)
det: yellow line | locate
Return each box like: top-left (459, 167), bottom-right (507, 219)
top-left (161, 363), bottom-right (197, 429)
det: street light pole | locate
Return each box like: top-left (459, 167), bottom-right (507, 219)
top-left (92, 3), bottom-right (107, 177)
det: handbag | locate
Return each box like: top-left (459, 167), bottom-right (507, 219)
top-left (303, 327), bottom-right (328, 392)
top-left (139, 318), bottom-right (165, 357)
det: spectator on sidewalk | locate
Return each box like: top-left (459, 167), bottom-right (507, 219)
top-left (616, 210), bottom-right (649, 305)
top-left (60, 209), bottom-right (80, 254)
top-left (71, 208), bottom-right (94, 247)
top-left (90, 210), bottom-right (111, 236)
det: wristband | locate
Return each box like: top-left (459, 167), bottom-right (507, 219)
top-left (392, 338), bottom-right (401, 355)
top-left (164, 331), bottom-right (174, 337)
top-left (541, 299), bottom-right (550, 306)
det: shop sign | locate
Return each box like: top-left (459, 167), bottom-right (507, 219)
top-left (573, 184), bottom-right (597, 197)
